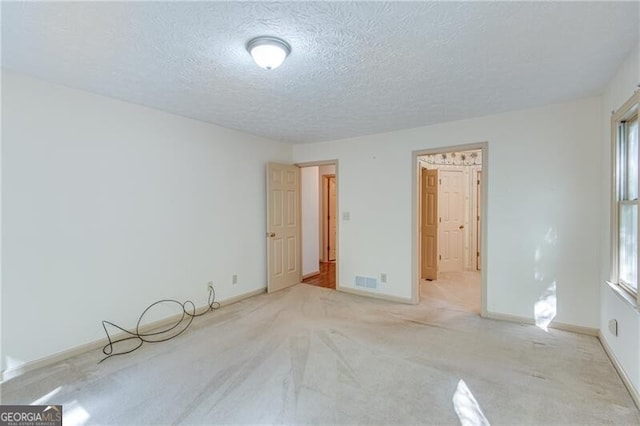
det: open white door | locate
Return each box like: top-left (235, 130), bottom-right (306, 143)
top-left (266, 162), bottom-right (301, 293)
top-left (421, 168), bottom-right (438, 280)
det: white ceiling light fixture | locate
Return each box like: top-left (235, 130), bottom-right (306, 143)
top-left (246, 36), bottom-right (291, 70)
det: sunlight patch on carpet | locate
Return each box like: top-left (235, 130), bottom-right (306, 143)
top-left (452, 379), bottom-right (490, 426)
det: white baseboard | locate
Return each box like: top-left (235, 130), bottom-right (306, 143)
top-left (337, 285), bottom-right (414, 304)
top-left (598, 332), bottom-right (640, 410)
top-left (302, 271), bottom-right (320, 280)
top-left (220, 287), bottom-right (266, 306)
top-left (1, 335), bottom-right (112, 383)
top-left (484, 311), bottom-right (599, 336)
top-left (0, 287), bottom-right (266, 383)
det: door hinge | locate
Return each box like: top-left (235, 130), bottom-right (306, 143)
top-left (477, 251), bottom-right (480, 257)
top-left (439, 179), bottom-right (442, 184)
top-left (439, 255), bottom-right (442, 260)
top-left (477, 180), bottom-right (480, 185)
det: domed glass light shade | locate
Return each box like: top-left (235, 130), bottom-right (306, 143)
top-left (247, 36), bottom-right (291, 70)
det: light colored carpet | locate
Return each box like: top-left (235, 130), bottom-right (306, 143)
top-left (421, 271), bottom-right (482, 314)
top-left (2, 283), bottom-right (639, 425)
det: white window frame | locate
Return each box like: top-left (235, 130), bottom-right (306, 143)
top-left (610, 90), bottom-right (640, 305)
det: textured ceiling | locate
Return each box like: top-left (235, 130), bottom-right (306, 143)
top-left (2, 2), bottom-right (638, 143)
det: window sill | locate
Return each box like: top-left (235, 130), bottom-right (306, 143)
top-left (605, 281), bottom-right (639, 311)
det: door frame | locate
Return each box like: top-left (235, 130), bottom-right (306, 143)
top-left (412, 142), bottom-right (488, 317)
top-left (296, 160), bottom-right (340, 291)
top-left (474, 169), bottom-right (482, 270)
top-left (322, 174), bottom-right (337, 262)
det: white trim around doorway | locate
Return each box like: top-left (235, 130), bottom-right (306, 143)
top-left (411, 142), bottom-right (488, 317)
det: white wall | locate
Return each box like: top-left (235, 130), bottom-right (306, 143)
top-left (293, 97), bottom-right (603, 329)
top-left (318, 165), bottom-right (335, 176)
top-left (599, 43), bottom-right (640, 394)
top-left (1, 71), bottom-right (292, 371)
top-left (301, 166), bottom-right (319, 276)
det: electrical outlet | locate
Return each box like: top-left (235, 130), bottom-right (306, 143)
top-left (232, 274), bottom-right (238, 284)
top-left (380, 273), bottom-right (387, 283)
top-left (207, 281), bottom-right (214, 292)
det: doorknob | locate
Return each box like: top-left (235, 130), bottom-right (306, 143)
top-left (459, 225), bottom-right (464, 230)
top-left (266, 232), bottom-right (276, 238)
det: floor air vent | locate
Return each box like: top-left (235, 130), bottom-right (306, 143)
top-left (355, 276), bottom-right (377, 289)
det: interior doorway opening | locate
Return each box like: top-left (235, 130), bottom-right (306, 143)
top-left (415, 145), bottom-right (487, 315)
top-left (300, 163), bottom-right (338, 290)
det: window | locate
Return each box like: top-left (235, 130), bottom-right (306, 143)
top-left (612, 91), bottom-right (640, 300)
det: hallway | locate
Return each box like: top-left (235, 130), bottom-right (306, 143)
top-left (421, 271), bottom-right (481, 314)
top-left (302, 262), bottom-right (336, 289)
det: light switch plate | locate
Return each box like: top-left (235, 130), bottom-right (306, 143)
top-left (342, 211), bottom-right (351, 221)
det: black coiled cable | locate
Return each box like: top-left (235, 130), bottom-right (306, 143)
top-left (99, 286), bottom-right (220, 363)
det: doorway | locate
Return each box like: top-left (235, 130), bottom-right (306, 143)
top-left (414, 144), bottom-right (487, 315)
top-left (300, 163), bottom-right (338, 290)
